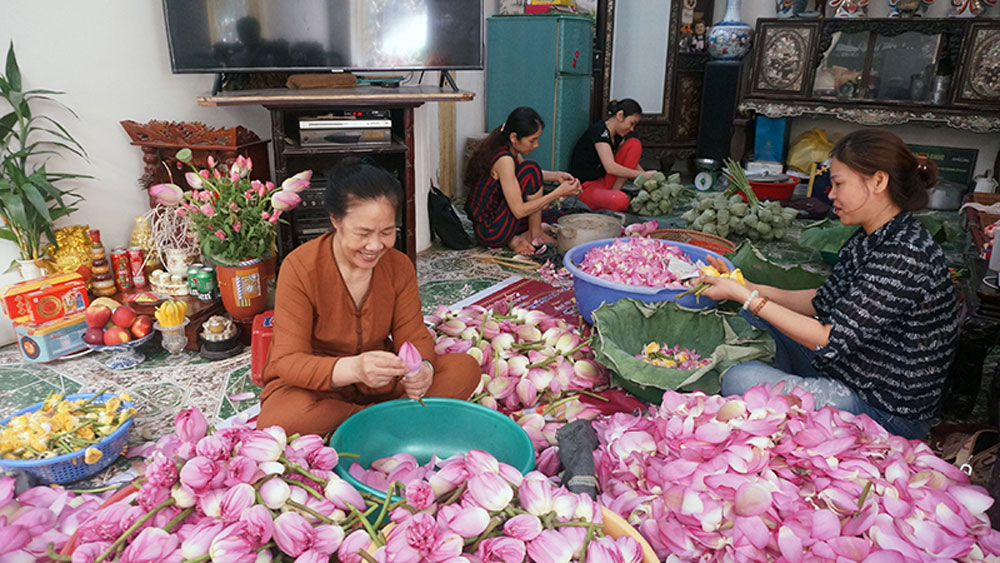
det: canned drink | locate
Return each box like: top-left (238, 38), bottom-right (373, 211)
top-left (110, 248), bottom-right (132, 292)
top-left (127, 247), bottom-right (146, 288)
top-left (187, 263), bottom-right (204, 297)
top-left (195, 266), bottom-right (218, 301)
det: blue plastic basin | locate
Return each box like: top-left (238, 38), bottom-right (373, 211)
top-left (563, 237), bottom-right (734, 324)
top-left (330, 398), bottom-right (535, 500)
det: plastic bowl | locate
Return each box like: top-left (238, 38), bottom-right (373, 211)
top-left (563, 237), bottom-right (734, 324)
top-left (330, 398), bottom-right (535, 500)
top-left (743, 179), bottom-right (800, 201)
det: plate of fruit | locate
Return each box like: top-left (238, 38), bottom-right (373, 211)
top-left (82, 297), bottom-right (156, 369)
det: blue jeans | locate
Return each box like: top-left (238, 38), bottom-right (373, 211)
top-left (720, 311), bottom-right (931, 440)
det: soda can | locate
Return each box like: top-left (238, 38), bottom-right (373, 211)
top-left (187, 263), bottom-right (204, 297)
top-left (195, 266), bottom-right (218, 302)
top-left (127, 247), bottom-right (147, 288)
top-left (110, 248), bottom-right (132, 292)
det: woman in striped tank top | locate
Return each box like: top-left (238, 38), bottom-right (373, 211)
top-left (463, 107), bottom-right (582, 255)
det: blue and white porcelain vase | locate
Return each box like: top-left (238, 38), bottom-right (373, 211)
top-left (708, 0), bottom-right (753, 60)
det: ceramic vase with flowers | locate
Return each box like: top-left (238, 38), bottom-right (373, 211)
top-left (149, 148), bottom-right (311, 320)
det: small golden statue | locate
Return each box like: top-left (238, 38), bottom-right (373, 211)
top-left (130, 215), bottom-right (162, 272)
top-left (43, 225), bottom-right (92, 279)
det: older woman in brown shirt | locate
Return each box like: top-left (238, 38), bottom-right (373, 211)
top-left (258, 160), bottom-right (481, 435)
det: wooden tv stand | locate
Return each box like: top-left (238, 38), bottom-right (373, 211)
top-left (199, 86), bottom-right (475, 262)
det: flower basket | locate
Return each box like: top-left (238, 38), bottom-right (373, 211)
top-left (591, 299), bottom-right (773, 402)
top-left (0, 393), bottom-right (134, 484)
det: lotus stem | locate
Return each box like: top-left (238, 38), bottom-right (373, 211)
top-left (287, 499), bottom-right (336, 524)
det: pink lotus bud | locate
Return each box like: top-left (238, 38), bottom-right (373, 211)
top-left (179, 456), bottom-right (217, 492)
top-left (230, 167), bottom-right (242, 183)
top-left (311, 524), bottom-right (345, 554)
top-left (171, 484), bottom-right (197, 508)
top-left (477, 537), bottom-right (527, 563)
top-left (200, 203), bottom-right (216, 218)
top-left (259, 478), bottom-right (291, 510)
top-left (308, 449), bottom-right (339, 472)
top-left (503, 513), bottom-right (542, 541)
top-left (145, 453), bottom-right (180, 488)
top-left (274, 512), bottom-right (314, 558)
top-left (181, 521), bottom-right (223, 560)
top-left (220, 483), bottom-right (256, 523)
top-left (271, 190), bottom-right (301, 211)
top-left (398, 342), bottom-right (422, 377)
top-left (149, 183), bottom-right (185, 206)
top-left (209, 523), bottom-right (256, 563)
top-left (195, 435), bottom-right (229, 461)
top-left (137, 483), bottom-right (171, 512)
top-left (519, 474), bottom-right (554, 516)
top-left (439, 320), bottom-right (467, 337)
top-left (282, 170), bottom-right (313, 191)
top-left (207, 155), bottom-right (216, 167)
top-left (119, 527), bottom-right (180, 563)
top-left (225, 456), bottom-right (258, 486)
top-left (185, 172), bottom-right (204, 190)
top-left (72, 541), bottom-right (113, 563)
top-left (236, 155), bottom-right (247, 168)
top-left (404, 480), bottom-right (435, 511)
top-left (240, 432), bottom-right (283, 463)
top-left (584, 536), bottom-right (622, 563)
top-left (241, 505), bottom-right (275, 546)
top-left (536, 447), bottom-right (561, 477)
top-left (438, 504), bottom-right (490, 538)
top-left (465, 449), bottom-right (500, 476)
top-left (526, 530), bottom-right (575, 563)
top-left (465, 473), bottom-right (513, 512)
top-left (198, 488), bottom-right (225, 519)
top-left (337, 529), bottom-right (373, 563)
top-left (323, 475), bottom-right (366, 512)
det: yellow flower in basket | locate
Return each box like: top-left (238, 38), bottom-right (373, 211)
top-left (84, 447), bottom-right (103, 465)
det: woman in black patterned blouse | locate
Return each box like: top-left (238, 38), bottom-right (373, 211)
top-left (700, 129), bottom-right (958, 440)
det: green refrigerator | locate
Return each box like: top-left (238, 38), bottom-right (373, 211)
top-left (486, 15), bottom-right (593, 172)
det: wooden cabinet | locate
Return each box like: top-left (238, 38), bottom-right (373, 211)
top-left (742, 19), bottom-right (1000, 133)
top-left (198, 86), bottom-right (475, 263)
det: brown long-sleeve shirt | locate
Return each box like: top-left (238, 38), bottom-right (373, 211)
top-left (260, 233), bottom-right (435, 402)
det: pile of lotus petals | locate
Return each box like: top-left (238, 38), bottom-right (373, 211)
top-left (578, 238), bottom-right (696, 288)
top-left (425, 304), bottom-right (609, 412)
top-left (594, 384), bottom-right (1000, 562)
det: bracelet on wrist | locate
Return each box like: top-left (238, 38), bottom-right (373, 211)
top-left (751, 296), bottom-right (769, 316)
top-left (742, 290), bottom-right (760, 310)
top-left (422, 360), bottom-right (435, 376)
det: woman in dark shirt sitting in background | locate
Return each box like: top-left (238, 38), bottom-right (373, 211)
top-left (700, 128), bottom-right (958, 440)
top-left (464, 106), bottom-right (581, 255)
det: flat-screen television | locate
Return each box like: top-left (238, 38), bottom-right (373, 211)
top-left (163, 0), bottom-right (483, 73)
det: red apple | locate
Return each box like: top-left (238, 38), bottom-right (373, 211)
top-left (85, 304), bottom-right (112, 328)
top-left (131, 315), bottom-right (153, 339)
top-left (83, 327), bottom-right (105, 345)
top-left (103, 326), bottom-right (131, 345)
top-left (112, 305), bottom-right (137, 329)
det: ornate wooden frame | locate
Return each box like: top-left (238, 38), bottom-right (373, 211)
top-left (748, 21), bottom-right (820, 99)
top-left (954, 22), bottom-right (1000, 108)
top-left (120, 120), bottom-right (271, 204)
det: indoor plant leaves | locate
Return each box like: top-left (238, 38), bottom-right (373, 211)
top-left (591, 299), bottom-right (773, 403)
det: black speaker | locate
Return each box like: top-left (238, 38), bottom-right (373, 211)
top-left (696, 60), bottom-right (747, 162)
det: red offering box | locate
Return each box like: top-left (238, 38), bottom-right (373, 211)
top-left (2, 273), bottom-right (89, 325)
top-left (251, 311), bottom-right (274, 386)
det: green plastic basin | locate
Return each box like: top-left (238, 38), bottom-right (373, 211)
top-left (330, 398), bottom-right (535, 500)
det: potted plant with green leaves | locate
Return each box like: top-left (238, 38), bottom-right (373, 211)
top-left (0, 42), bottom-right (89, 279)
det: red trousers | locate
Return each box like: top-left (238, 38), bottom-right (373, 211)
top-left (578, 137), bottom-right (642, 213)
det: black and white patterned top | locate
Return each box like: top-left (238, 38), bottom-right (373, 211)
top-left (811, 212), bottom-right (958, 420)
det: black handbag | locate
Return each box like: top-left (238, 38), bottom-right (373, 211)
top-left (427, 184), bottom-right (473, 250)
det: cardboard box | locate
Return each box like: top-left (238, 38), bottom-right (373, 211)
top-left (2, 272), bottom-right (89, 325)
top-left (15, 313), bottom-right (87, 362)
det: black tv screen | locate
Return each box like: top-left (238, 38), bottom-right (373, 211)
top-left (163, 0), bottom-right (484, 73)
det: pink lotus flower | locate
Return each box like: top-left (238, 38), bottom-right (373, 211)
top-left (150, 183), bottom-right (185, 206)
top-left (323, 474), bottom-right (366, 512)
top-left (209, 523), bottom-right (257, 563)
top-left (71, 541), bottom-right (113, 563)
top-left (404, 480), bottom-right (435, 511)
top-left (119, 527), bottom-right (181, 563)
top-left (503, 513), bottom-right (542, 541)
top-left (185, 172), bottom-right (204, 190)
top-left (398, 341), bottom-right (422, 377)
top-left (214, 229), bottom-right (226, 241)
top-left (465, 472), bottom-right (513, 512)
top-left (273, 512), bottom-right (314, 557)
top-left (281, 170), bottom-right (313, 193)
top-left (180, 521), bottom-right (223, 560)
top-left (201, 203), bottom-right (216, 217)
top-left (219, 483), bottom-right (255, 522)
top-left (271, 190), bottom-right (301, 212)
top-left (337, 529), bottom-right (375, 563)
top-left (179, 456), bottom-right (218, 493)
top-left (437, 504), bottom-right (490, 538)
top-left (240, 431), bottom-right (283, 462)
top-left (526, 529), bottom-right (575, 563)
top-left (176, 407), bottom-right (208, 443)
top-left (477, 537), bottom-right (527, 563)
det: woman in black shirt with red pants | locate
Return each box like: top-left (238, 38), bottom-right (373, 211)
top-left (569, 98), bottom-right (660, 212)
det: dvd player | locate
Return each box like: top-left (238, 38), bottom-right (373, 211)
top-left (299, 118), bottom-right (392, 130)
top-left (300, 127), bottom-right (393, 146)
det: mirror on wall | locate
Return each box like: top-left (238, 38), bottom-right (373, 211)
top-left (609, 0), bottom-right (670, 114)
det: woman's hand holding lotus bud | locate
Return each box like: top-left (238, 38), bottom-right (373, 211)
top-left (398, 341), bottom-right (432, 403)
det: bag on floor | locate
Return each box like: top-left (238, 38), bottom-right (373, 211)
top-left (428, 184), bottom-right (473, 250)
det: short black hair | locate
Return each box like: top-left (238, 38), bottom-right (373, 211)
top-left (324, 158), bottom-right (403, 220)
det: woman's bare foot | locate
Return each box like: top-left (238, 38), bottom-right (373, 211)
top-left (508, 235), bottom-right (534, 255)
